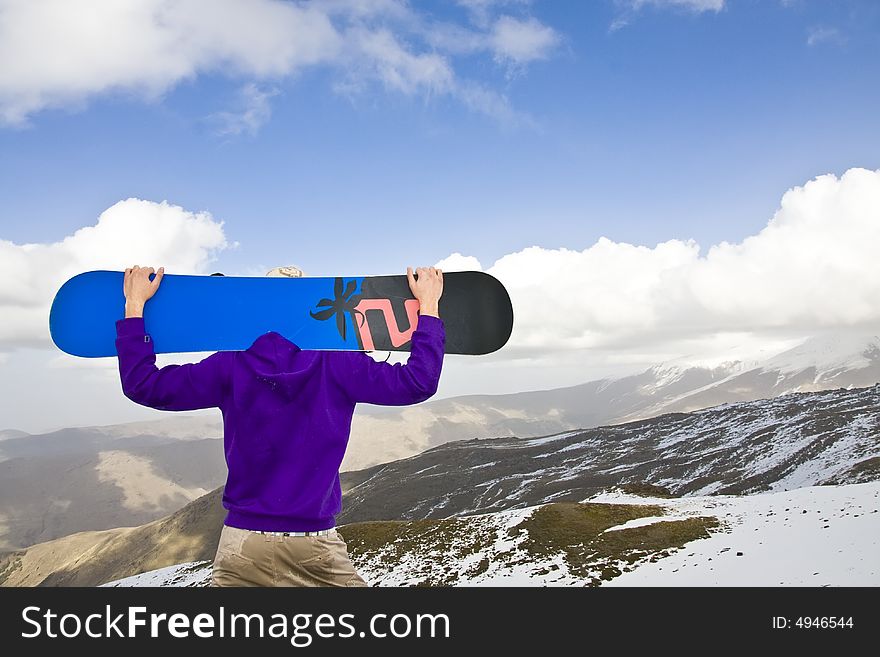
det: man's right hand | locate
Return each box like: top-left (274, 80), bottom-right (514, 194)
top-left (407, 266), bottom-right (443, 318)
top-left (123, 265), bottom-right (164, 318)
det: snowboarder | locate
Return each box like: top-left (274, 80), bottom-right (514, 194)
top-left (115, 264), bottom-right (445, 586)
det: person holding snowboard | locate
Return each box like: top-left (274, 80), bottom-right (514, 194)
top-left (115, 264), bottom-right (445, 586)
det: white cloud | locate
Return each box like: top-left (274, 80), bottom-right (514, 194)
top-left (807, 26), bottom-right (845, 47)
top-left (0, 199), bottom-right (230, 349)
top-left (441, 168), bottom-right (880, 359)
top-left (316, 0), bottom-right (412, 20)
top-left (0, 0), bottom-right (559, 128)
top-left (490, 16), bottom-right (559, 66)
top-left (425, 14), bottom-right (558, 66)
top-left (0, 0), bottom-right (340, 126)
top-left (345, 28), bottom-right (455, 96)
top-left (626, 0), bottom-right (724, 11)
top-left (209, 83), bottom-right (280, 137)
top-left (435, 253), bottom-right (484, 271)
top-left (612, 0), bottom-right (724, 29)
top-left (335, 26), bottom-right (533, 126)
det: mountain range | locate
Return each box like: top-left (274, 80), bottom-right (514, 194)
top-left (340, 383), bottom-right (880, 522)
top-left (3, 381), bottom-right (878, 587)
top-left (1, 332), bottom-right (878, 550)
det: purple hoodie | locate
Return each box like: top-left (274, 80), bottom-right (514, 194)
top-left (115, 314), bottom-right (445, 531)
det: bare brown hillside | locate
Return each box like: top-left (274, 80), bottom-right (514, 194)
top-left (0, 487), bottom-right (225, 587)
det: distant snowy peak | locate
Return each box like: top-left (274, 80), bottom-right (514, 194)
top-left (643, 361), bottom-right (743, 387)
top-left (622, 333), bottom-right (880, 421)
top-left (643, 364), bottom-right (688, 388)
top-left (651, 333), bottom-right (880, 381)
top-left (761, 333), bottom-right (880, 376)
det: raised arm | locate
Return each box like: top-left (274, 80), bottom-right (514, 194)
top-left (116, 265), bottom-right (232, 410)
top-left (339, 266), bottom-right (445, 405)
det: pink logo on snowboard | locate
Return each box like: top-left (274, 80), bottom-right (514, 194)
top-left (354, 299), bottom-right (420, 350)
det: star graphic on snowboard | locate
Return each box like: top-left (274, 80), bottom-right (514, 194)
top-left (309, 277), bottom-right (364, 340)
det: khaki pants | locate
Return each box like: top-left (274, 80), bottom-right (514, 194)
top-left (211, 525), bottom-right (368, 587)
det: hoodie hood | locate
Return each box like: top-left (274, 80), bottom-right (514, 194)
top-left (241, 331), bottom-right (322, 401)
top-left (246, 331), bottom-right (301, 367)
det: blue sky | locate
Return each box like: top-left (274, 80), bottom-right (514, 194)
top-left (3, 0), bottom-right (877, 275)
top-left (2, 0), bottom-right (880, 431)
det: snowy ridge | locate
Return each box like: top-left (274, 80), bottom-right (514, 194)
top-left (762, 333), bottom-right (880, 376)
top-left (615, 333), bottom-right (880, 422)
top-left (339, 385), bottom-right (880, 524)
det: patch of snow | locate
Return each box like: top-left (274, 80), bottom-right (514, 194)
top-left (603, 481), bottom-right (880, 586)
top-left (103, 561), bottom-right (211, 587)
top-left (640, 365), bottom-right (687, 393)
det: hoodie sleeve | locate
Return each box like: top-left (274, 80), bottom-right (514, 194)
top-left (115, 317), bottom-right (233, 411)
top-left (337, 314), bottom-right (445, 406)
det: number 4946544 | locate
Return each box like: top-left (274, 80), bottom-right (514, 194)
top-left (795, 617), bottom-right (854, 629)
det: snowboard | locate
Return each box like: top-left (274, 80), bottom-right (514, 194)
top-left (49, 271), bottom-right (513, 357)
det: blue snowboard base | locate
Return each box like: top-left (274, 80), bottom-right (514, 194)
top-left (49, 271), bottom-right (513, 357)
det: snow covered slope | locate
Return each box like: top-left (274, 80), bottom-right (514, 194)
top-left (103, 481), bottom-right (880, 587)
top-left (601, 482), bottom-right (880, 586)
